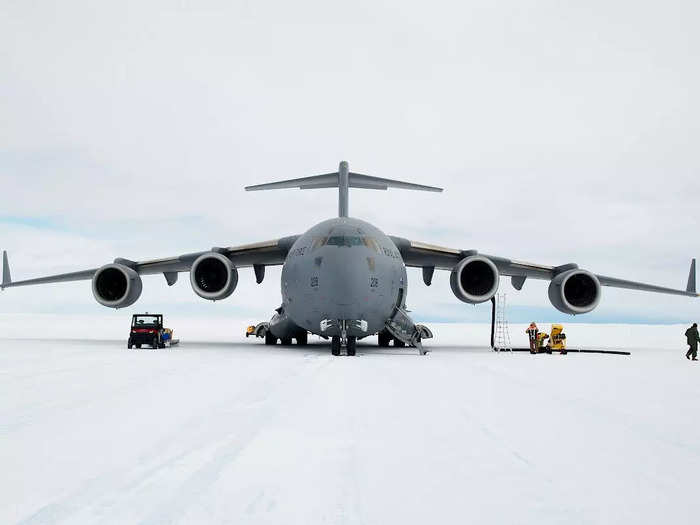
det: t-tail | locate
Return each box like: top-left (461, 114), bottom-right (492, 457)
top-left (245, 161), bottom-right (443, 217)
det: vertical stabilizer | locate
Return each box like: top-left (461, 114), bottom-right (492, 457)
top-left (687, 258), bottom-right (696, 294)
top-left (338, 161), bottom-right (349, 217)
top-left (2, 251), bottom-right (11, 289)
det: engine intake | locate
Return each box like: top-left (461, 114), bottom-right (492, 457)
top-left (450, 255), bottom-right (500, 304)
top-left (190, 252), bottom-right (238, 300)
top-left (548, 269), bottom-right (601, 314)
top-left (92, 264), bottom-right (143, 308)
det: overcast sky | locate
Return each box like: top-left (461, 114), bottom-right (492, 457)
top-left (1, 0), bottom-right (699, 324)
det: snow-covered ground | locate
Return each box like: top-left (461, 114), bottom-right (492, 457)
top-left (2, 315), bottom-right (699, 524)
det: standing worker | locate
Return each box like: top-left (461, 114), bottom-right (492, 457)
top-left (526, 322), bottom-right (538, 354)
top-left (685, 323), bottom-right (699, 360)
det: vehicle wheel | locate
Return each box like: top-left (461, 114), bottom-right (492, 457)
top-left (331, 336), bottom-right (341, 356)
top-left (296, 332), bottom-right (308, 345)
top-left (127, 338), bottom-right (132, 349)
top-left (136, 343), bottom-right (142, 349)
top-left (347, 336), bottom-right (357, 356)
top-left (378, 332), bottom-right (391, 347)
top-left (281, 337), bottom-right (293, 345)
top-left (265, 331), bottom-right (277, 345)
top-left (153, 337), bottom-right (159, 349)
top-left (393, 339), bottom-right (406, 347)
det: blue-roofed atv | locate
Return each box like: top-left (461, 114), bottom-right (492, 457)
top-left (127, 313), bottom-right (179, 349)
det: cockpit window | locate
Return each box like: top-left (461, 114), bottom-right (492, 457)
top-left (312, 235), bottom-right (380, 252)
top-left (363, 237), bottom-right (380, 252)
top-left (311, 236), bottom-right (328, 250)
top-left (326, 235), bottom-right (364, 247)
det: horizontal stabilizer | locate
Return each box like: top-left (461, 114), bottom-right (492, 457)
top-left (349, 173), bottom-right (442, 192)
top-left (246, 173), bottom-right (339, 192)
top-left (245, 161), bottom-right (442, 218)
top-left (245, 172), bottom-right (443, 193)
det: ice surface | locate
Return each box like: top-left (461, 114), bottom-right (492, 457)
top-left (1, 315), bottom-right (699, 524)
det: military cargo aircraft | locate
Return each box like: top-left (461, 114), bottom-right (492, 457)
top-left (2, 161), bottom-right (697, 355)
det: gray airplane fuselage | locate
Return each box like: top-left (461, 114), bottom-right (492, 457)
top-left (277, 217), bottom-right (406, 338)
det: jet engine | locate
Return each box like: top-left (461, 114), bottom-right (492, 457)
top-left (548, 269), bottom-right (601, 314)
top-left (92, 263), bottom-right (143, 308)
top-left (190, 252), bottom-right (238, 300)
top-left (450, 255), bottom-right (500, 304)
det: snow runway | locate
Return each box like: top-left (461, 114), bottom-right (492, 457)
top-left (2, 327), bottom-right (699, 524)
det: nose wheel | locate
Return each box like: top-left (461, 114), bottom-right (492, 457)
top-left (330, 335), bottom-right (357, 356)
top-left (347, 336), bottom-right (356, 356)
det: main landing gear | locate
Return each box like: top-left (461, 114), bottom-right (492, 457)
top-left (264, 330), bottom-right (308, 346)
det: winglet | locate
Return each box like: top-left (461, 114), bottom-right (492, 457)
top-left (2, 251), bottom-right (11, 289)
top-left (687, 258), bottom-right (696, 294)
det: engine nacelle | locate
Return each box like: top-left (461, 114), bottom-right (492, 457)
top-left (548, 269), bottom-right (601, 314)
top-left (92, 263), bottom-right (143, 308)
top-left (190, 252), bottom-right (238, 300)
top-left (450, 255), bottom-right (500, 304)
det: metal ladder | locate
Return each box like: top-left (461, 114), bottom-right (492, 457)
top-left (493, 293), bottom-right (512, 352)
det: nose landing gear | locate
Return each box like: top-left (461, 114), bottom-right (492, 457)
top-left (331, 336), bottom-right (341, 356)
top-left (330, 335), bottom-right (357, 356)
top-left (347, 336), bottom-right (357, 356)
top-left (325, 319), bottom-right (361, 356)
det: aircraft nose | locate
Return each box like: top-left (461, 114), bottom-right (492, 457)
top-left (320, 247), bottom-right (370, 315)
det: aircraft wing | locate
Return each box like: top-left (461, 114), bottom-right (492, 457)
top-left (1, 236), bottom-right (299, 290)
top-left (389, 236), bottom-right (698, 298)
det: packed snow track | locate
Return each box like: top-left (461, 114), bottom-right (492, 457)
top-left (2, 325), bottom-right (699, 524)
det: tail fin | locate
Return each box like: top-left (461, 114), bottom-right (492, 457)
top-left (2, 251), bottom-right (11, 290)
top-left (245, 161), bottom-right (442, 217)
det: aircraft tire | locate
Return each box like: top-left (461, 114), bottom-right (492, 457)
top-left (265, 331), bottom-right (277, 345)
top-left (331, 336), bottom-right (341, 356)
top-left (347, 336), bottom-right (357, 356)
top-left (378, 332), bottom-right (391, 347)
top-left (394, 339), bottom-right (406, 348)
top-left (296, 332), bottom-right (308, 345)
top-left (281, 337), bottom-right (293, 346)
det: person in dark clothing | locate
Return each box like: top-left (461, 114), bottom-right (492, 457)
top-left (685, 323), bottom-right (699, 360)
top-left (526, 322), bottom-right (539, 354)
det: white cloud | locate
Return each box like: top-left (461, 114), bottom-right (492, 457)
top-left (1, 0), bottom-right (698, 322)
